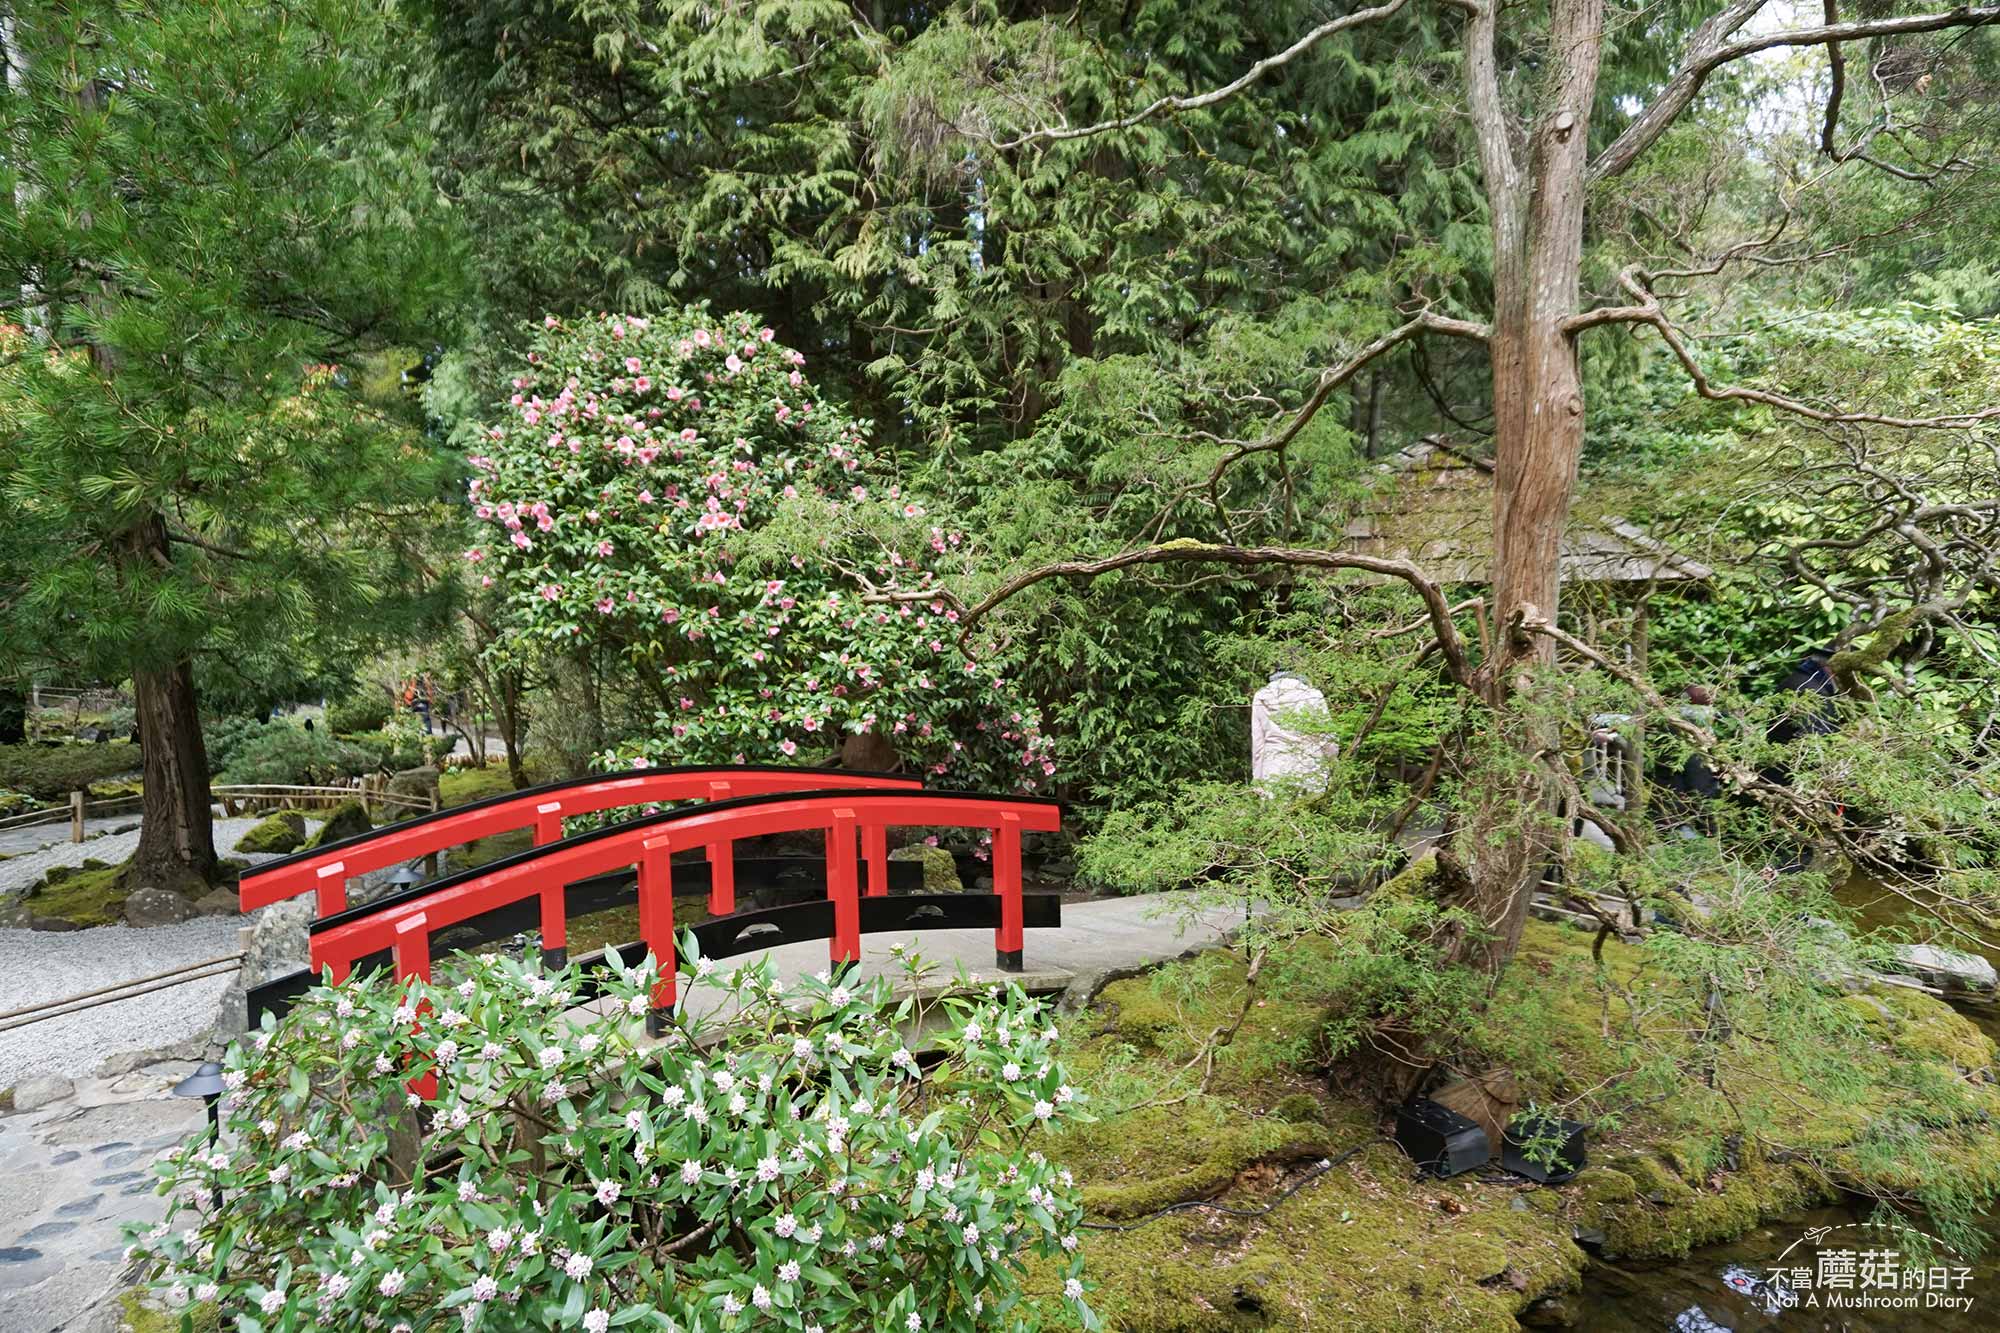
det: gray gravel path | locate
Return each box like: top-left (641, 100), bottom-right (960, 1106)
top-left (0, 815), bottom-right (300, 895)
top-left (0, 915), bottom-right (247, 1087)
top-left (0, 817), bottom-right (323, 1087)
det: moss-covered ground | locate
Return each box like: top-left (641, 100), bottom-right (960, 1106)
top-left (1037, 920), bottom-right (2000, 1330)
top-left (12, 858), bottom-right (130, 926)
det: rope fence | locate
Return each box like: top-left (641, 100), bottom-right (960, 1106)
top-left (0, 953), bottom-right (245, 1034)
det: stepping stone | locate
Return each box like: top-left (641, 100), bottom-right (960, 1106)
top-left (54, 1195), bottom-right (102, 1218)
top-left (89, 1171), bottom-right (144, 1187)
top-left (104, 1150), bottom-right (148, 1168)
top-left (17, 1221), bottom-right (76, 1243)
top-left (0, 1248), bottom-right (40, 1264)
top-left (89, 1141), bottom-right (133, 1155)
top-left (48, 1152), bottom-right (80, 1167)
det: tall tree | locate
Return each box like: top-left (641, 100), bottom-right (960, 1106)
top-left (933, 0), bottom-right (2000, 972)
top-left (0, 1), bottom-right (462, 891)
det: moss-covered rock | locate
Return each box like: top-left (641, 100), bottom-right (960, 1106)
top-left (889, 844), bottom-right (962, 892)
top-left (23, 860), bottom-right (130, 927)
top-left (301, 798), bottom-right (370, 850)
top-left (439, 764), bottom-right (518, 808)
top-left (235, 809), bottom-right (307, 856)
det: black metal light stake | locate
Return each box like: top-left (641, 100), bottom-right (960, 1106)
top-left (172, 1061), bottom-right (228, 1209)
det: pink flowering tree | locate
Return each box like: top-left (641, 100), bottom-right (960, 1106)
top-left (466, 309), bottom-right (1054, 790)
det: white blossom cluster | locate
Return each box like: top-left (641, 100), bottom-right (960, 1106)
top-left (126, 942), bottom-right (1097, 1331)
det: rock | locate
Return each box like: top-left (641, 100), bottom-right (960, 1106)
top-left (216, 898), bottom-right (313, 1038)
top-left (386, 766), bottom-right (440, 806)
top-left (301, 798), bottom-right (371, 850)
top-left (12, 1074), bottom-right (74, 1111)
top-left (192, 887), bottom-right (239, 916)
top-left (888, 845), bottom-right (962, 892)
top-left (234, 810), bottom-right (306, 856)
top-left (1884, 944), bottom-right (1998, 998)
top-left (122, 886), bottom-right (199, 927)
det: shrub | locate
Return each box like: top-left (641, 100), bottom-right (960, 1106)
top-left (125, 948), bottom-right (1097, 1331)
top-left (325, 688), bottom-right (393, 735)
top-left (0, 739), bottom-right (142, 799)
top-left (335, 725), bottom-right (430, 776)
top-left (203, 716), bottom-right (277, 775)
top-left (468, 310), bottom-right (1054, 789)
top-left (219, 726), bottom-right (374, 786)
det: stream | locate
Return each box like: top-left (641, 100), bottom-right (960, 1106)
top-left (1559, 878), bottom-right (2000, 1331)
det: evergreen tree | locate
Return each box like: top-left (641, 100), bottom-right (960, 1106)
top-left (0, 1), bottom-right (463, 891)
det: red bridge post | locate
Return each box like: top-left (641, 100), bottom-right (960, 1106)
top-left (638, 834), bottom-right (676, 1036)
top-left (995, 811), bottom-right (1024, 971)
top-left (829, 809), bottom-right (859, 968)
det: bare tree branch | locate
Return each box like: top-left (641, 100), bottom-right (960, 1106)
top-left (957, 541), bottom-right (1474, 687)
top-left (992, 0), bottom-right (1412, 149)
top-left (1591, 4), bottom-right (2000, 183)
top-left (1567, 268), bottom-right (2000, 428)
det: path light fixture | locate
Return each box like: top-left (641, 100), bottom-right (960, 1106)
top-left (172, 1060), bottom-right (228, 1208)
top-left (385, 863), bottom-right (425, 893)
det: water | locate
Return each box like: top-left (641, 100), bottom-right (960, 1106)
top-left (1562, 877), bottom-right (2000, 1331)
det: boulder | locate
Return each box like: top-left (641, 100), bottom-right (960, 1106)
top-left (235, 809), bottom-right (307, 856)
top-left (123, 886), bottom-right (199, 927)
top-left (386, 766), bottom-right (440, 806)
top-left (215, 898), bottom-right (314, 1038)
top-left (301, 798), bottom-right (370, 850)
top-left (888, 844), bottom-right (962, 892)
top-left (193, 886), bottom-right (240, 916)
top-left (1883, 944), bottom-right (1999, 999)
top-left (11, 1074), bottom-right (74, 1112)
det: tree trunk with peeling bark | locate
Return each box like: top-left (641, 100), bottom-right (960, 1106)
top-left (1450, 0), bottom-right (1605, 974)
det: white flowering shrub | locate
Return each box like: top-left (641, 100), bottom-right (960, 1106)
top-left (126, 947), bottom-right (1097, 1331)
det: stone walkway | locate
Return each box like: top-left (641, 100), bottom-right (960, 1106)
top-left (0, 1063), bottom-right (208, 1333)
top-left (0, 891), bottom-right (1244, 1330)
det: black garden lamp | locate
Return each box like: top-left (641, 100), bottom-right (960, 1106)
top-left (386, 863), bottom-right (425, 893)
top-left (172, 1061), bottom-right (228, 1207)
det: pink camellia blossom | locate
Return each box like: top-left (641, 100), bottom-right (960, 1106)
top-left (779, 739), bottom-right (797, 756)
top-left (512, 532), bottom-right (533, 550)
top-left (693, 329), bottom-right (711, 347)
top-left (662, 606), bottom-right (680, 623)
top-left (540, 584), bottom-right (562, 601)
top-left (725, 354), bottom-right (742, 374)
top-left (760, 327), bottom-right (775, 342)
top-left (544, 314), bottom-right (559, 328)
top-left (596, 597), bottom-right (615, 615)
top-left (596, 540), bottom-right (614, 557)
top-left (625, 356), bottom-right (642, 374)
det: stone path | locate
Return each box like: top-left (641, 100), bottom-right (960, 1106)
top-left (0, 891), bottom-right (1244, 1331)
top-left (0, 1063), bottom-right (208, 1333)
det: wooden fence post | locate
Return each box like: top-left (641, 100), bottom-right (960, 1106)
top-left (70, 789), bottom-right (85, 844)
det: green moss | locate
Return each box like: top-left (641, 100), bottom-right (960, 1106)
top-left (235, 810), bottom-right (307, 856)
top-left (119, 1290), bottom-right (220, 1332)
top-left (24, 860), bottom-right (130, 926)
top-left (889, 844), bottom-right (962, 892)
top-left (299, 798), bottom-right (370, 850)
top-left (1033, 1141), bottom-right (1586, 1332)
top-left (1866, 984), bottom-right (1996, 1071)
top-left (439, 765), bottom-right (519, 809)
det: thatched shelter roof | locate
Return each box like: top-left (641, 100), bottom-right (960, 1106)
top-left (1341, 438), bottom-right (1711, 585)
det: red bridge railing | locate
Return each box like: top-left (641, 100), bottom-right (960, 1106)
top-left (238, 765), bottom-right (921, 916)
top-left (305, 789), bottom-right (1061, 1022)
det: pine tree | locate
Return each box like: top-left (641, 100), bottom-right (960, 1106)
top-left (0, 1), bottom-right (463, 892)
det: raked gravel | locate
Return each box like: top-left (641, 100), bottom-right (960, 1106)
top-left (0, 817), bottom-right (322, 1087)
top-left (0, 815), bottom-right (292, 894)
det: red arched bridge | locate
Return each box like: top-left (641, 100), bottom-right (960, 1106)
top-left (238, 768), bottom-right (1063, 1032)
